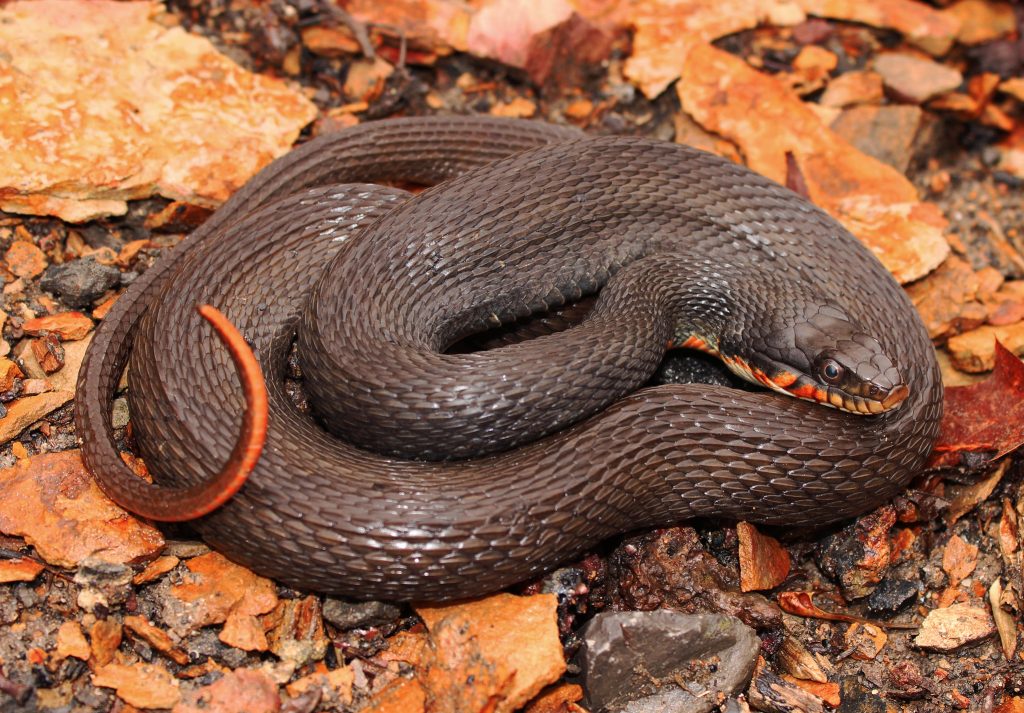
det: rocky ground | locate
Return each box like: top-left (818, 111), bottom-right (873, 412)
top-left (0, 0), bottom-right (1023, 712)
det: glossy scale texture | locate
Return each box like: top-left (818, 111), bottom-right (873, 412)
top-left (77, 117), bottom-right (942, 601)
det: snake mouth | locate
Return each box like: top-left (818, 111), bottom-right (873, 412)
top-left (717, 353), bottom-right (909, 415)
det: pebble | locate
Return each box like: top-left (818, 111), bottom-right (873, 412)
top-left (573, 611), bottom-right (758, 713)
top-left (39, 258), bottom-right (120, 308)
top-left (864, 573), bottom-right (921, 615)
top-left (322, 598), bottom-right (401, 631)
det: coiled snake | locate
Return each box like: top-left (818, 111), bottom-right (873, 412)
top-left (76, 116), bottom-right (942, 600)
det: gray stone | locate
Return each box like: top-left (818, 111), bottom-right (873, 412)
top-left (40, 258), bottom-right (120, 308)
top-left (574, 611), bottom-right (759, 713)
top-left (322, 598), bottom-right (401, 631)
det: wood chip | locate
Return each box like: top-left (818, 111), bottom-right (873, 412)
top-left (988, 578), bottom-right (1018, 660)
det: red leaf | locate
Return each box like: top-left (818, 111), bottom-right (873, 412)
top-left (929, 340), bottom-right (1024, 469)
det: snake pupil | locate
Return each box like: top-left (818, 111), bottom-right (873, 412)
top-left (822, 360), bottom-right (842, 383)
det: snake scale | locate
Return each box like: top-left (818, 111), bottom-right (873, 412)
top-left (76, 116), bottom-right (943, 600)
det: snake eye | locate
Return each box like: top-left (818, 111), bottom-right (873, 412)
top-left (820, 359), bottom-right (844, 384)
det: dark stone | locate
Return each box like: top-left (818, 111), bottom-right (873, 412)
top-left (865, 574), bottom-right (920, 615)
top-left (815, 507), bottom-right (896, 600)
top-left (573, 611), bottom-right (758, 713)
top-left (322, 598), bottom-right (401, 631)
top-left (838, 675), bottom-right (889, 713)
top-left (39, 258), bottom-right (120, 308)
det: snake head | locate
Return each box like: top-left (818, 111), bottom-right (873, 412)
top-left (729, 302), bottom-right (909, 415)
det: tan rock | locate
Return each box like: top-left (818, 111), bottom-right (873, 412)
top-left (831, 104), bottom-right (926, 173)
top-left (874, 52), bottom-right (963, 104)
top-left (947, 323), bottom-right (1024, 372)
top-left (0, 391), bottom-right (73, 445)
top-left (55, 621), bottom-right (91, 661)
top-left (914, 603), bottom-right (995, 651)
top-left (172, 669), bottom-right (280, 713)
top-left (0, 556), bottom-right (44, 583)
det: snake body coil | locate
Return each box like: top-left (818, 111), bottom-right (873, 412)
top-left (77, 117), bottom-right (942, 600)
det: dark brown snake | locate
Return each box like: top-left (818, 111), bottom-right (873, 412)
top-left (76, 116), bottom-right (943, 601)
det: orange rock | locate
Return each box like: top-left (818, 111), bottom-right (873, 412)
top-left (945, 0), bottom-right (1016, 45)
top-left (124, 615), bottom-right (190, 665)
top-left (677, 42), bottom-right (948, 284)
top-left (220, 611), bottom-right (269, 652)
top-left (522, 683), bottom-right (586, 713)
top-left (416, 593), bottom-right (565, 713)
top-left (947, 323), bottom-right (1024, 372)
top-left (621, 0), bottom-right (806, 98)
top-left (844, 621), bottom-right (888, 660)
top-left (169, 552), bottom-right (278, 629)
top-left (132, 554), bottom-right (179, 585)
top-left (997, 126), bottom-right (1024, 179)
top-left (0, 556), bottom-right (44, 583)
top-left (301, 25), bottom-right (363, 57)
top-left (1001, 78), bottom-right (1024, 103)
top-left (31, 334), bottom-right (64, 374)
top-left (93, 662), bottom-right (181, 709)
top-left (995, 698), bottom-right (1024, 713)
top-left (0, 451), bottom-right (164, 566)
top-left (0, 0), bottom-right (316, 222)
top-left (942, 534), bottom-right (979, 587)
top-left (92, 294), bottom-right (119, 321)
top-left (378, 629), bottom-right (430, 667)
top-left (89, 619), bottom-right (123, 667)
top-left (23, 311), bottom-right (94, 341)
top-left (737, 521), bottom-right (791, 592)
top-left (344, 56), bottom-right (394, 103)
top-left (4, 241), bottom-right (47, 279)
top-left (490, 96), bottom-right (538, 118)
top-left (467, 0), bottom-right (574, 69)
top-left (0, 357), bottom-right (24, 392)
top-left (819, 70), bottom-right (884, 108)
top-left (564, 98), bottom-right (593, 121)
top-left (55, 621), bottom-right (91, 661)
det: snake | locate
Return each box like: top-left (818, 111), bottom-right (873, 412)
top-left (75, 116), bottom-right (943, 601)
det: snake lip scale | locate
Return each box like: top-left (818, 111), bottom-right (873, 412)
top-left (76, 116), bottom-right (943, 601)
